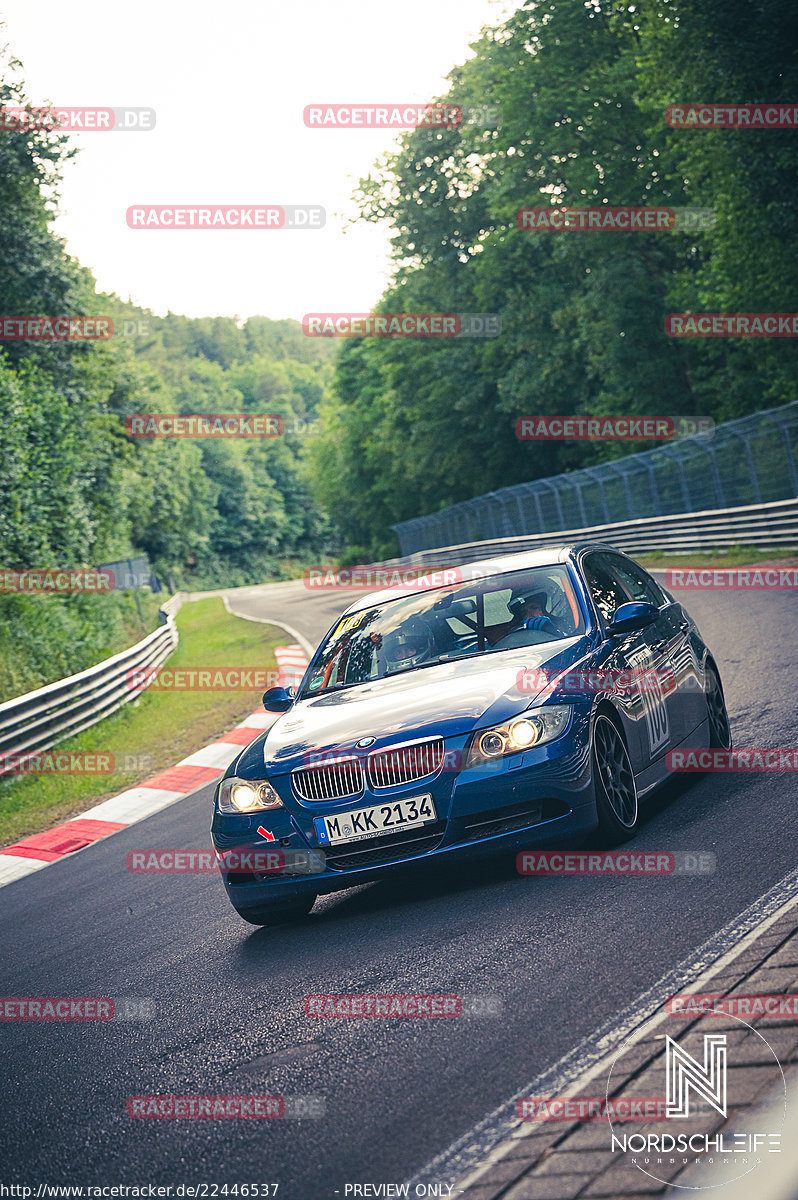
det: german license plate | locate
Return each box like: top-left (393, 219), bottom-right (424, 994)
top-left (313, 794), bottom-right (436, 846)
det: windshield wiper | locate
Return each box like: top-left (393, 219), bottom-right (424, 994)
top-left (303, 649), bottom-right (487, 695)
top-left (301, 678), bottom-right (370, 698)
top-left (379, 651), bottom-right (485, 679)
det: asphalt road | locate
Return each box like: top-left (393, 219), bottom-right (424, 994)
top-left (1, 578), bottom-right (796, 1197)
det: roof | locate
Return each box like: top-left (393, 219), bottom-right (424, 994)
top-left (340, 540), bottom-right (622, 616)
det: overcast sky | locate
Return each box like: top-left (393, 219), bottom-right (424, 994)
top-left (1, 0), bottom-right (515, 320)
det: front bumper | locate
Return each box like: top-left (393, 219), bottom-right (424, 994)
top-left (211, 706), bottom-right (598, 911)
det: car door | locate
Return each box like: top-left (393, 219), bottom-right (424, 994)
top-left (604, 552), bottom-right (703, 742)
top-left (581, 551), bottom-right (675, 767)
top-left (600, 549), bottom-right (686, 748)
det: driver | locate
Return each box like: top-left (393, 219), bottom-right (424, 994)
top-left (507, 586), bottom-right (559, 637)
top-left (381, 618), bottom-right (436, 673)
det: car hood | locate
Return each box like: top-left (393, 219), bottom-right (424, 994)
top-left (260, 636), bottom-right (591, 772)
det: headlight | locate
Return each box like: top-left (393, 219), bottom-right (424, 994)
top-left (466, 706), bottom-right (571, 767)
top-left (217, 776), bottom-right (284, 814)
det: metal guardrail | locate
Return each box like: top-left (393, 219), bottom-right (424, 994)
top-left (158, 592), bottom-right (184, 618)
top-left (383, 498), bottom-right (798, 568)
top-left (3, 494), bottom-right (793, 773)
top-left (392, 399), bottom-right (798, 556)
top-left (0, 600), bottom-right (178, 775)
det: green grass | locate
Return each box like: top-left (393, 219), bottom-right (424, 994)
top-left (118, 591), bottom-right (164, 641)
top-left (0, 598), bottom-right (284, 848)
top-left (638, 545), bottom-right (798, 569)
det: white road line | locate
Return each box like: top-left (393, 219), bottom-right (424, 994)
top-left (406, 867), bottom-right (798, 1193)
top-left (0, 855), bottom-right (51, 885)
top-left (78, 786), bottom-right (188, 825)
top-left (179, 743), bottom-right (243, 769)
top-left (238, 712), bottom-right (277, 730)
top-left (221, 594), bottom-right (316, 657)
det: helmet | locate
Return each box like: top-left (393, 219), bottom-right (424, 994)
top-left (383, 618), bottom-right (435, 672)
top-left (508, 583), bottom-right (550, 618)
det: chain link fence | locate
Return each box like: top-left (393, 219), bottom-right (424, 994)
top-left (392, 401), bottom-right (798, 556)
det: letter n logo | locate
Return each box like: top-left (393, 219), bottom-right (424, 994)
top-left (666, 1034), bottom-right (727, 1118)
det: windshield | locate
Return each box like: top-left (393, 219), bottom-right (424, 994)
top-left (299, 565), bottom-right (585, 697)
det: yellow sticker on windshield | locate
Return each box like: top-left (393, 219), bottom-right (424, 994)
top-left (333, 611), bottom-right (367, 638)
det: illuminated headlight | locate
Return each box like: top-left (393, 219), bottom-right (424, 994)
top-left (217, 776), bottom-right (283, 814)
top-left (466, 706), bottom-right (571, 767)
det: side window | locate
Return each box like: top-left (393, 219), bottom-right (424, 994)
top-left (445, 613), bottom-right (475, 635)
top-left (484, 589), bottom-right (512, 624)
top-left (442, 594), bottom-right (479, 635)
top-left (607, 555), bottom-right (666, 607)
top-left (582, 554), bottom-right (630, 624)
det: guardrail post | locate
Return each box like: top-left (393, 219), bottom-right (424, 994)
top-left (731, 429), bottom-right (763, 504)
top-left (581, 466), bottom-right (612, 524)
top-left (766, 412), bottom-right (798, 497)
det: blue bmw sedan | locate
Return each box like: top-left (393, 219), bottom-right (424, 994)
top-left (211, 543), bottom-right (731, 925)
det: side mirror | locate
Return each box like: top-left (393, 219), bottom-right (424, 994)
top-left (262, 685), bottom-right (295, 713)
top-left (607, 601), bottom-right (659, 637)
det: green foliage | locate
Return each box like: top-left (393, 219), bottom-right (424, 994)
top-left (0, 38), bottom-right (340, 692)
top-left (312, 0), bottom-right (798, 555)
top-left (0, 589), bottom-right (160, 702)
top-left (0, 39), bottom-right (337, 591)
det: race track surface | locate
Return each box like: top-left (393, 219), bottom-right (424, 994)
top-left (1, 580), bottom-right (795, 1196)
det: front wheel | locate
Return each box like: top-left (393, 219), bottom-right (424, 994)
top-left (235, 893), bottom-right (317, 927)
top-left (592, 712), bottom-right (639, 845)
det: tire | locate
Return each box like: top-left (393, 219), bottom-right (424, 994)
top-left (592, 711), bottom-right (639, 845)
top-left (235, 893), bottom-right (317, 927)
top-left (705, 664), bottom-right (732, 750)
